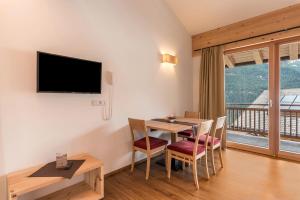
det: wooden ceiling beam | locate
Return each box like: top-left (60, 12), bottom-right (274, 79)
top-left (289, 42), bottom-right (299, 60)
top-left (253, 50), bottom-right (264, 64)
top-left (224, 55), bottom-right (235, 68)
top-left (192, 4), bottom-right (300, 52)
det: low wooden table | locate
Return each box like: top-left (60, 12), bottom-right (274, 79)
top-left (7, 153), bottom-right (104, 200)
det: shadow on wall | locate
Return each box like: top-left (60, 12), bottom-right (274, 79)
top-left (25, 123), bottom-right (136, 199)
top-left (66, 122), bottom-right (170, 175)
top-left (67, 123), bottom-right (135, 174)
top-left (22, 122), bottom-right (170, 200)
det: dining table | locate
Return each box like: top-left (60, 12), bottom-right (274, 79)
top-left (146, 117), bottom-right (206, 170)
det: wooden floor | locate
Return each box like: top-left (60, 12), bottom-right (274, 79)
top-left (104, 149), bottom-right (300, 200)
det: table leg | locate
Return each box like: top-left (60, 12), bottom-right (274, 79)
top-left (171, 132), bottom-right (177, 143)
top-left (156, 155), bottom-right (182, 171)
top-left (85, 166), bottom-right (104, 199)
top-left (156, 132), bottom-right (182, 170)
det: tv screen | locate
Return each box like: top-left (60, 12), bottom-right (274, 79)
top-left (37, 52), bottom-right (101, 93)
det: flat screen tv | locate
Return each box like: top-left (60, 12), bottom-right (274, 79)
top-left (37, 52), bottom-right (102, 93)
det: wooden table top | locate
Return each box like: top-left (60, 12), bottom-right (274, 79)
top-left (7, 153), bottom-right (103, 197)
top-left (146, 117), bottom-right (205, 133)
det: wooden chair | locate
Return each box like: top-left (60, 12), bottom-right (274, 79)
top-left (178, 111), bottom-right (201, 139)
top-left (166, 120), bottom-right (214, 190)
top-left (188, 116), bottom-right (226, 175)
top-left (128, 118), bottom-right (168, 180)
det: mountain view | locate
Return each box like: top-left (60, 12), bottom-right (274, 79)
top-left (225, 60), bottom-right (300, 104)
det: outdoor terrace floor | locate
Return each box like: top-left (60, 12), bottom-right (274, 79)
top-left (227, 131), bottom-right (300, 154)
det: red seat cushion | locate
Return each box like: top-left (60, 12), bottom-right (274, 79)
top-left (134, 137), bottom-right (168, 150)
top-left (188, 135), bottom-right (220, 146)
top-left (178, 129), bottom-right (193, 137)
top-left (167, 141), bottom-right (205, 155)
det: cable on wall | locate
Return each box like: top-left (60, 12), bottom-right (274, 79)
top-left (103, 71), bottom-right (113, 120)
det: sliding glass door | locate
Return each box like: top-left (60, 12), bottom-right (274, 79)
top-left (278, 40), bottom-right (300, 160)
top-left (224, 37), bottom-right (300, 161)
top-left (225, 46), bottom-right (272, 155)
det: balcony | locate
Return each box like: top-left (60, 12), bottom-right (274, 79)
top-left (226, 103), bottom-right (300, 153)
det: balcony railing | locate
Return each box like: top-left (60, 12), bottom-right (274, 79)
top-left (226, 103), bottom-right (300, 139)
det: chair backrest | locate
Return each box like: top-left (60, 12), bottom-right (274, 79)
top-left (211, 116), bottom-right (227, 146)
top-left (184, 111), bottom-right (200, 119)
top-left (193, 120), bottom-right (214, 156)
top-left (128, 118), bottom-right (150, 150)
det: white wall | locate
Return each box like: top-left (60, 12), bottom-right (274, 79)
top-left (0, 0), bottom-right (192, 199)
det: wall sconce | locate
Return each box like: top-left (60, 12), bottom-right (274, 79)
top-left (161, 54), bottom-right (177, 64)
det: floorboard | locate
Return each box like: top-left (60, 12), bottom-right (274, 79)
top-left (104, 149), bottom-right (300, 200)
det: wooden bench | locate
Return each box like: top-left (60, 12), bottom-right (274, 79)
top-left (7, 153), bottom-right (104, 200)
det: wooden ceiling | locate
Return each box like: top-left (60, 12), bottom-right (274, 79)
top-left (225, 42), bottom-right (300, 67)
top-left (192, 3), bottom-right (300, 53)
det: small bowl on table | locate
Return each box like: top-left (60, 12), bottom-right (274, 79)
top-left (167, 116), bottom-right (176, 123)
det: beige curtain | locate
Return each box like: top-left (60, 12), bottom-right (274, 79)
top-left (199, 46), bottom-right (226, 146)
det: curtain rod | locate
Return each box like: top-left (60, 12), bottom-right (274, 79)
top-left (194, 25), bottom-right (300, 51)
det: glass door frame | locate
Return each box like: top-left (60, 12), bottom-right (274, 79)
top-left (225, 36), bottom-right (300, 162)
top-left (275, 37), bottom-right (300, 162)
top-left (225, 43), bottom-right (275, 156)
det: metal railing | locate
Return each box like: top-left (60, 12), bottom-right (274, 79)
top-left (226, 103), bottom-right (300, 139)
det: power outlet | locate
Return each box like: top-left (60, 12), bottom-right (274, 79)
top-left (91, 99), bottom-right (105, 106)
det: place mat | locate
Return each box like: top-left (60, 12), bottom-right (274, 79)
top-left (152, 118), bottom-right (198, 126)
top-left (29, 160), bottom-right (85, 179)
